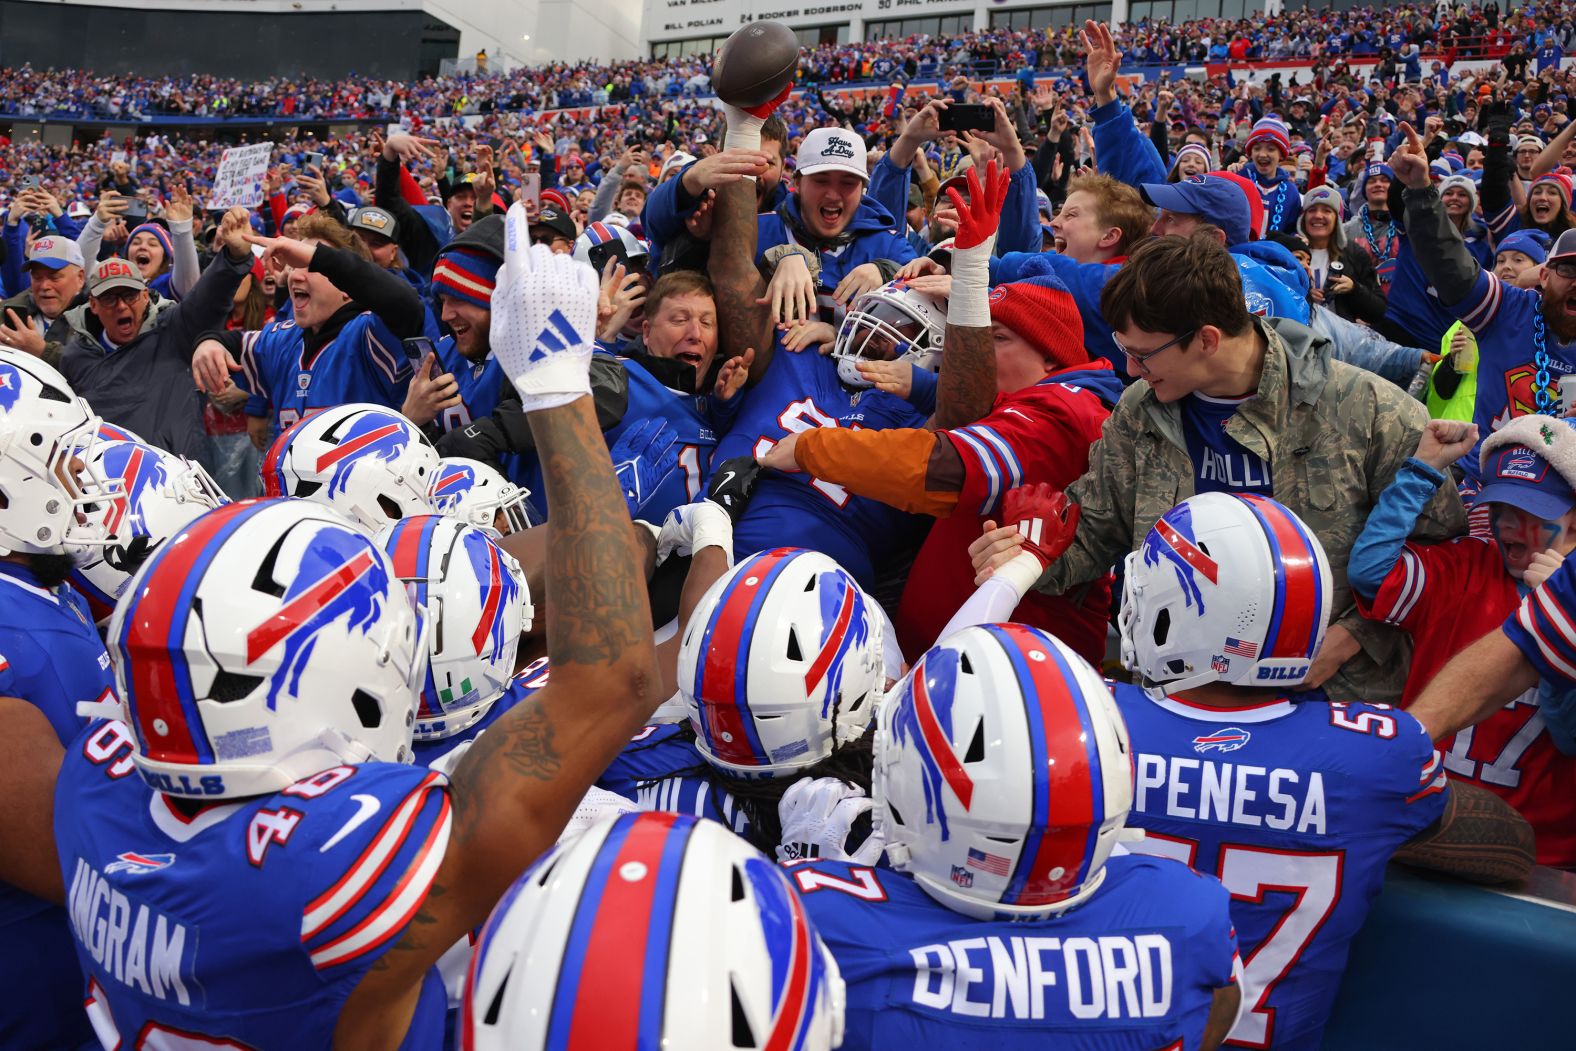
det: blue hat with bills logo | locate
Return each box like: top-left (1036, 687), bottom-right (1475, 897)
top-left (1479, 415), bottom-right (1576, 521)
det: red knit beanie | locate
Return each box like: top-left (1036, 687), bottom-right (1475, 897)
top-left (988, 275), bottom-right (1086, 368)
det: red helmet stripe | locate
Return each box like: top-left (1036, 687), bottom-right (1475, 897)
top-left (692, 551), bottom-right (795, 766)
top-left (911, 662), bottom-right (975, 810)
top-left (763, 888), bottom-right (815, 1051)
top-left (1241, 495), bottom-right (1323, 660)
top-left (802, 584), bottom-right (855, 696)
top-left (315, 422), bottom-right (403, 471)
top-left (245, 549), bottom-right (377, 663)
top-left (472, 541), bottom-right (504, 656)
top-left (1153, 518), bottom-right (1219, 584)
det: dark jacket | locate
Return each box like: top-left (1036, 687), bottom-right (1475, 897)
top-left (59, 249), bottom-right (251, 460)
top-left (0, 287), bottom-right (77, 368)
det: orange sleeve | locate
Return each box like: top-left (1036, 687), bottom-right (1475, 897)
top-left (795, 427), bottom-right (960, 517)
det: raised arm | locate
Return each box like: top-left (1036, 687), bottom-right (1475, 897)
top-left (706, 101), bottom-right (780, 384)
top-left (335, 204), bottom-right (659, 1049)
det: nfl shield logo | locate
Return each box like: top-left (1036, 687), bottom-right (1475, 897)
top-left (297, 372), bottom-right (311, 391)
top-left (1211, 654), bottom-right (1230, 674)
top-left (950, 865), bottom-right (974, 888)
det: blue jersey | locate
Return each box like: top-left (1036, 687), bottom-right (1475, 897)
top-left (597, 722), bottom-right (751, 836)
top-left (0, 562), bottom-right (112, 1050)
top-left (429, 334), bottom-right (506, 437)
top-left (793, 855), bottom-right (1237, 1051)
top-left (510, 354), bottom-right (717, 525)
top-left (412, 657), bottom-right (551, 768)
top-left (238, 313), bottom-right (415, 439)
top-left (1112, 684), bottom-right (1448, 1051)
top-left (1438, 268), bottom-right (1576, 487)
top-left (1181, 393), bottom-right (1273, 496)
top-left (54, 720), bottom-right (450, 1050)
top-left (715, 346), bottom-right (928, 588)
top-left (1383, 230), bottom-right (1495, 356)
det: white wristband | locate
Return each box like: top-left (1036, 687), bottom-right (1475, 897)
top-left (947, 239), bottom-right (993, 329)
top-left (724, 105), bottom-right (764, 156)
top-left (993, 549), bottom-right (1048, 598)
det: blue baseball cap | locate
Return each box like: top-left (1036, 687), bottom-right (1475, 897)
top-left (1141, 176), bottom-right (1251, 246)
top-left (1480, 442), bottom-right (1576, 521)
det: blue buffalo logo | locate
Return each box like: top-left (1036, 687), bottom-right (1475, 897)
top-left (889, 648), bottom-right (973, 840)
top-left (245, 525), bottom-right (390, 708)
top-left (1193, 727), bottom-right (1251, 754)
top-left (315, 414), bottom-right (412, 499)
top-left (0, 361), bottom-right (22, 414)
top-left (1142, 502), bottom-right (1220, 614)
top-left (807, 570), bottom-right (872, 719)
top-left (460, 528), bottom-right (519, 662)
top-left (429, 462), bottom-right (478, 512)
top-left (100, 442), bottom-right (171, 539)
top-left (105, 851), bottom-right (175, 875)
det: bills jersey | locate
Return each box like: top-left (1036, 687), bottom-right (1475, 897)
top-left (0, 562), bottom-right (114, 1050)
top-left (428, 334), bottom-right (506, 436)
top-left (511, 354), bottom-right (717, 525)
top-left (717, 345), bottom-right (928, 588)
top-left (597, 723), bottom-right (751, 837)
top-left (1356, 534), bottom-right (1576, 866)
top-left (238, 314), bottom-right (415, 440)
top-left (1113, 684), bottom-right (1448, 1051)
top-left (792, 855), bottom-right (1237, 1050)
top-left (1437, 269), bottom-right (1576, 486)
top-left (54, 720), bottom-right (450, 1050)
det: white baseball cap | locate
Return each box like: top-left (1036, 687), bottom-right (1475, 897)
top-left (659, 150), bottom-right (696, 180)
top-left (26, 235), bottom-right (85, 271)
top-left (796, 128), bottom-right (868, 181)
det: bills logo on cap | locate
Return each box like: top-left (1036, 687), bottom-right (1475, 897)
top-left (821, 135), bottom-right (856, 159)
top-left (33, 236), bottom-right (61, 255)
top-left (1498, 447), bottom-right (1548, 482)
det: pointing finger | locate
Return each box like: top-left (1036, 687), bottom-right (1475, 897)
top-left (502, 200), bottom-right (534, 288)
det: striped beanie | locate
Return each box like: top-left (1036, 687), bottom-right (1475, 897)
top-left (1533, 170), bottom-right (1574, 209)
top-left (1171, 142), bottom-right (1214, 177)
top-left (432, 247), bottom-right (501, 309)
top-left (539, 187), bottom-right (573, 213)
top-left (1245, 117), bottom-right (1291, 156)
top-left (126, 222), bottom-right (173, 262)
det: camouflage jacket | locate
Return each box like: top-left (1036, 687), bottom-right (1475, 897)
top-left (1035, 315), bottom-right (1466, 703)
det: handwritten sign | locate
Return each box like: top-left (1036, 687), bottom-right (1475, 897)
top-left (209, 142), bottom-right (274, 209)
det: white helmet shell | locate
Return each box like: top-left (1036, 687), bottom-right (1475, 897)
top-left (68, 439), bottom-right (229, 624)
top-left (377, 514), bottom-right (532, 741)
top-left (462, 811), bottom-right (845, 1051)
top-left (427, 456), bottom-right (539, 535)
top-left (874, 623), bottom-right (1133, 921)
top-left (108, 498), bottom-right (428, 799)
top-left (679, 548), bottom-right (885, 779)
top-left (830, 280), bottom-right (946, 389)
top-left (1119, 492), bottom-right (1332, 693)
top-left (0, 349), bottom-right (119, 554)
top-left (261, 403), bottom-right (438, 532)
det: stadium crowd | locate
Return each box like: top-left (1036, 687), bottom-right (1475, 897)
top-left (0, 3), bottom-right (1573, 1049)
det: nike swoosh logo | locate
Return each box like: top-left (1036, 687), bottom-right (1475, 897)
top-left (321, 794), bottom-right (381, 853)
top-left (1003, 408), bottom-right (1031, 420)
top-left (716, 470), bottom-right (736, 489)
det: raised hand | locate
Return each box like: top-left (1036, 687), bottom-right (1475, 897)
top-left (1389, 122), bottom-right (1432, 189)
top-left (947, 158), bottom-right (1011, 252)
top-left (191, 338), bottom-right (244, 395)
top-left (713, 348), bottom-right (755, 401)
top-left (491, 200), bottom-right (598, 410)
top-left (610, 418), bottom-right (680, 516)
top-left (705, 454), bottom-right (762, 524)
top-left (1414, 419), bottom-right (1479, 471)
top-left (1081, 19), bottom-right (1123, 107)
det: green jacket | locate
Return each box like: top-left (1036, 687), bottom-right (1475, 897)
top-left (1034, 316), bottom-right (1466, 703)
top-left (1426, 322), bottom-right (1478, 422)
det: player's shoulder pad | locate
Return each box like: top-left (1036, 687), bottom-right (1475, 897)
top-left (270, 762), bottom-right (452, 972)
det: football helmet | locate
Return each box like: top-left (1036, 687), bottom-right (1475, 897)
top-left (377, 514), bottom-right (532, 741)
top-left (0, 349), bottom-right (119, 554)
top-left (261, 403), bottom-right (438, 532)
top-left (462, 811), bottom-right (845, 1051)
top-left (107, 498), bottom-right (429, 799)
top-left (426, 456), bottom-right (540, 535)
top-left (874, 623), bottom-right (1132, 921)
top-left (830, 279), bottom-right (946, 389)
top-left (679, 548), bottom-right (886, 778)
top-left (68, 439), bottom-right (229, 624)
top-left (1119, 492), bottom-right (1332, 693)
top-left (572, 220), bottom-right (650, 274)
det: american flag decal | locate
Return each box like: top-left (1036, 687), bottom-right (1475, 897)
top-left (966, 847), bottom-right (1011, 876)
top-left (1224, 637), bottom-right (1259, 658)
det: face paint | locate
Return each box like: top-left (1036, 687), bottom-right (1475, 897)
top-left (1491, 505), bottom-right (1564, 580)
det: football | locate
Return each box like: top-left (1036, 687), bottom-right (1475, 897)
top-left (711, 21), bottom-right (800, 109)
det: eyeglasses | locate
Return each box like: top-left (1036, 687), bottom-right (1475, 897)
top-left (1552, 259), bottom-right (1576, 280)
top-left (1113, 329), bottom-right (1196, 375)
top-left (93, 288), bottom-right (143, 305)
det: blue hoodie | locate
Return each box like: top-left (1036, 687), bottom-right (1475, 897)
top-left (757, 192), bottom-right (916, 293)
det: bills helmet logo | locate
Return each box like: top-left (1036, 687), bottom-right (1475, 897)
top-left (100, 443), bottom-right (172, 539)
top-left (428, 462), bottom-right (477, 511)
top-left (1193, 727), bottom-right (1252, 754)
top-left (105, 851), bottom-right (175, 875)
top-left (1143, 501), bottom-right (1219, 613)
top-left (245, 526), bottom-right (390, 708)
top-left (807, 570), bottom-right (873, 718)
top-left (461, 528), bottom-right (520, 662)
top-left (0, 361), bottom-right (22, 414)
top-left (888, 648), bottom-right (974, 839)
top-left (315, 413), bottom-right (413, 499)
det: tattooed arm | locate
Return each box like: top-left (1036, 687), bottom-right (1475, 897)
top-left (1393, 780), bottom-right (1536, 885)
top-left (336, 210), bottom-right (660, 1050)
top-left (706, 157), bottom-right (776, 384)
top-left (931, 322), bottom-right (997, 431)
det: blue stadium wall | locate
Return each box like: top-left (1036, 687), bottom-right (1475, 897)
top-left (0, 2), bottom-right (459, 80)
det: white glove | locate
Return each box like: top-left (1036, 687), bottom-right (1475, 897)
top-left (775, 776), bottom-right (884, 865)
top-left (657, 500), bottom-right (735, 565)
top-left (559, 785), bottom-right (639, 844)
top-left (490, 201), bottom-right (599, 412)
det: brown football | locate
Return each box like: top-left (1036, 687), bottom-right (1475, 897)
top-left (711, 21), bottom-right (800, 109)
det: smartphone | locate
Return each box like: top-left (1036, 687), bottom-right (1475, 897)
top-left (402, 336), bottom-right (435, 369)
top-left (22, 175), bottom-right (40, 191)
top-left (939, 104), bottom-right (995, 133)
top-left (305, 151), bottom-right (327, 171)
top-left (520, 172), bottom-right (541, 205)
top-left (122, 198), bottom-right (149, 221)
